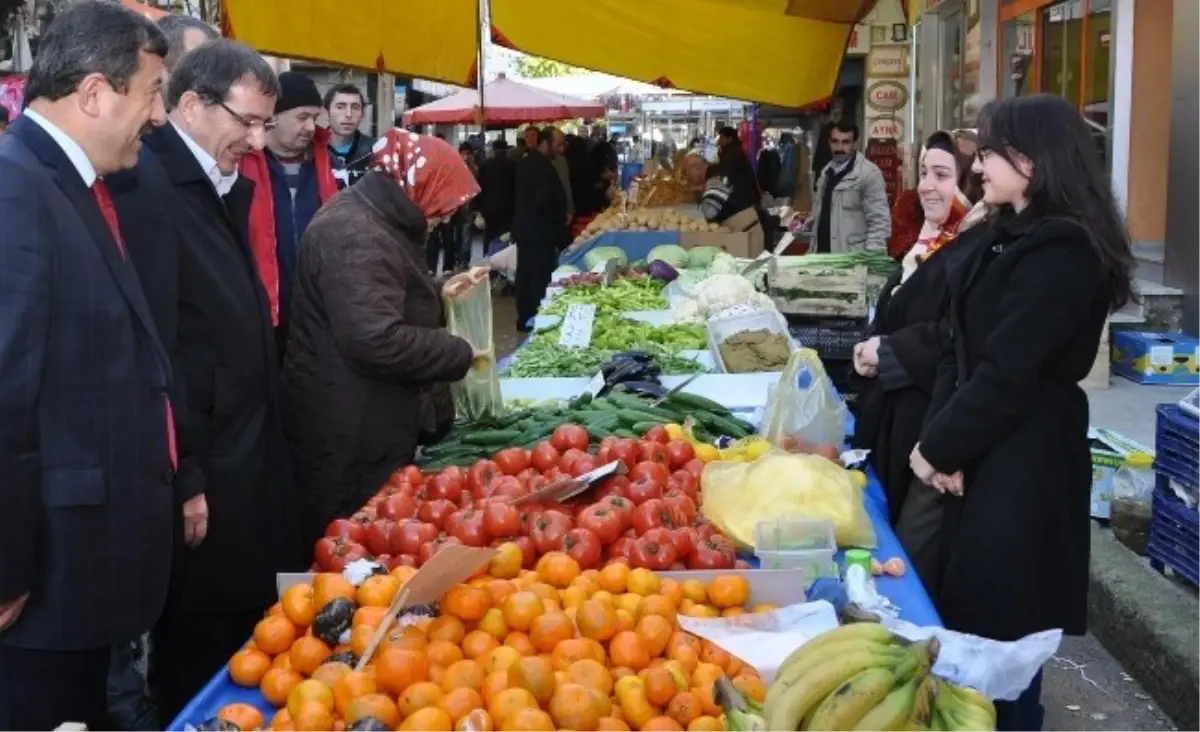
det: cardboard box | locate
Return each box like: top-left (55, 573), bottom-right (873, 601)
top-left (680, 230), bottom-right (755, 259)
top-left (1111, 330), bottom-right (1199, 385)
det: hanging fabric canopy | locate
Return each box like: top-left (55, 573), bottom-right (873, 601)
top-left (402, 74), bottom-right (605, 125)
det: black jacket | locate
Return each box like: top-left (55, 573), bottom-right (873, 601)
top-left (477, 153), bottom-right (518, 224)
top-left (514, 150), bottom-right (568, 253)
top-left (112, 124), bottom-right (304, 614)
top-left (328, 131), bottom-right (376, 189)
top-left (921, 212), bottom-right (1110, 641)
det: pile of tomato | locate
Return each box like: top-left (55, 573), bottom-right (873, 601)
top-left (315, 424), bottom-right (746, 576)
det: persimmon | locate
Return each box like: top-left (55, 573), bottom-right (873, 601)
top-left (576, 599), bottom-right (619, 642)
top-left (635, 614), bottom-right (673, 657)
top-left (732, 673), bottom-right (767, 704)
top-left (443, 585), bottom-right (491, 622)
top-left (609, 631), bottom-right (650, 671)
top-left (399, 706), bottom-right (453, 731)
top-left (549, 682), bottom-right (604, 730)
top-left (477, 607), bottom-right (508, 639)
top-left (598, 562), bottom-right (631, 594)
top-left (312, 573), bottom-right (357, 610)
top-left (261, 667), bottom-right (303, 706)
top-left (357, 574), bottom-right (401, 608)
top-left (287, 678), bottom-right (335, 720)
top-left (253, 614), bottom-right (297, 656)
top-left (501, 591), bottom-right (544, 632)
top-left (503, 631), bottom-right (536, 656)
top-left (427, 639), bottom-right (465, 667)
top-left (487, 686), bottom-right (538, 725)
top-left (642, 715), bottom-right (685, 731)
top-left (480, 670), bottom-right (510, 705)
top-left (528, 611), bottom-right (573, 653)
top-left (310, 661), bottom-right (352, 689)
top-left (289, 636), bottom-right (333, 676)
top-left (503, 707), bottom-right (554, 731)
top-left (282, 584), bottom-right (317, 627)
top-left (229, 647), bottom-right (271, 687)
top-left (506, 655), bottom-right (556, 705)
top-left (566, 658), bottom-right (613, 695)
top-left (375, 646), bottom-right (429, 695)
top-left (666, 691), bottom-right (701, 726)
top-left (442, 659), bottom-right (486, 693)
top-left (332, 669), bottom-right (376, 718)
top-left (346, 693), bottom-right (399, 728)
top-left (218, 702), bottom-right (264, 732)
top-left (428, 615), bottom-right (467, 644)
top-left (461, 629), bottom-right (499, 660)
top-left (482, 645), bottom-right (522, 675)
top-left (706, 574), bottom-right (749, 609)
top-left (438, 687), bottom-right (484, 724)
top-left (640, 667), bottom-right (676, 706)
top-left (626, 567), bottom-right (660, 597)
top-left (397, 680), bottom-right (444, 718)
top-left (535, 551), bottom-right (581, 588)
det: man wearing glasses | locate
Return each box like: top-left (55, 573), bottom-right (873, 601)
top-left (109, 40), bottom-right (305, 724)
top-left (240, 71), bottom-right (339, 360)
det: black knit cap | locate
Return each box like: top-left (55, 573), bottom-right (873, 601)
top-left (275, 71), bottom-right (322, 114)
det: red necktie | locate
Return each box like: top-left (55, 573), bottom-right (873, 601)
top-left (92, 178), bottom-right (178, 472)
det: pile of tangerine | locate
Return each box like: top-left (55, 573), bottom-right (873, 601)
top-left (214, 549), bottom-right (772, 731)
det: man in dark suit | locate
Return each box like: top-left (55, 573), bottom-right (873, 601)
top-left (108, 40), bottom-right (304, 723)
top-left (0, 3), bottom-right (172, 729)
top-left (513, 126), bottom-right (568, 332)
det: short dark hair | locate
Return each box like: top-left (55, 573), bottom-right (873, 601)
top-left (458, 142), bottom-right (473, 154)
top-left (491, 138), bottom-right (508, 151)
top-left (539, 126), bottom-right (557, 144)
top-left (718, 126), bottom-right (738, 141)
top-left (157, 15), bottom-right (218, 72)
top-left (26, 0), bottom-right (168, 103)
top-left (323, 83), bottom-right (365, 110)
top-left (830, 120), bottom-right (860, 141)
top-left (166, 39), bottom-right (279, 110)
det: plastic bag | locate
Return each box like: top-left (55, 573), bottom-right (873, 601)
top-left (443, 273), bottom-right (502, 421)
top-left (701, 451), bottom-right (876, 548)
top-left (760, 348), bottom-right (849, 449)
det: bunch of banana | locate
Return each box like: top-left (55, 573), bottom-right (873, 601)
top-left (762, 623), bottom-right (951, 731)
top-left (929, 679), bottom-right (997, 731)
top-left (714, 676), bottom-right (768, 731)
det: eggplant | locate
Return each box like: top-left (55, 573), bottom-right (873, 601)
top-left (647, 259), bottom-right (680, 282)
top-left (312, 596), bottom-right (356, 645)
top-left (613, 350), bottom-right (655, 364)
top-left (617, 380), bottom-right (669, 398)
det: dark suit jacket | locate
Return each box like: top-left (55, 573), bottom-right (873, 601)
top-left (0, 116), bottom-right (174, 650)
top-left (110, 124), bottom-right (303, 614)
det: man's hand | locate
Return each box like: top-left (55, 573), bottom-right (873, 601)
top-left (911, 444), bottom-right (965, 495)
top-left (853, 336), bottom-right (881, 378)
top-left (182, 493), bottom-right (208, 547)
top-left (932, 471), bottom-right (965, 496)
top-left (0, 592), bottom-right (29, 632)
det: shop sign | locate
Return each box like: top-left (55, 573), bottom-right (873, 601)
top-left (865, 81), bottom-right (909, 113)
top-left (847, 24), bottom-right (871, 56)
top-left (867, 46), bottom-right (909, 77)
top-left (866, 117), bottom-right (905, 141)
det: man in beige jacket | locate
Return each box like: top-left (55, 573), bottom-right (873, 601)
top-left (810, 120), bottom-right (891, 253)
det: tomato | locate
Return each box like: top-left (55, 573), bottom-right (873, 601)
top-left (417, 498), bottom-right (456, 529)
top-left (429, 470), bottom-right (465, 505)
top-left (669, 527), bottom-right (696, 559)
top-left (568, 455), bottom-right (598, 478)
top-left (448, 507), bottom-right (489, 547)
top-left (631, 533), bottom-right (678, 570)
top-left (607, 536), bottom-right (636, 563)
top-left (665, 440), bottom-right (696, 470)
top-left (419, 535), bottom-right (462, 566)
top-left (607, 439), bottom-right (641, 471)
top-left (314, 537), bottom-right (368, 572)
top-left (390, 519), bottom-right (438, 556)
top-left (577, 504), bottom-right (624, 545)
top-left (630, 461), bottom-right (670, 488)
top-left (482, 500), bottom-right (522, 538)
top-left (530, 509), bottom-right (573, 554)
top-left (640, 442), bottom-right (669, 466)
top-left (363, 519), bottom-right (396, 557)
top-left (392, 554), bottom-right (418, 569)
top-left (559, 448), bottom-right (590, 475)
top-left (467, 460), bottom-right (502, 498)
top-left (627, 477), bottom-right (663, 506)
top-left (530, 441), bottom-right (561, 473)
top-left (595, 475), bottom-right (631, 501)
top-left (376, 489), bottom-right (418, 521)
top-left (523, 474), bottom-right (549, 496)
top-left (494, 447), bottom-right (531, 476)
top-left (561, 528), bottom-right (603, 569)
top-left (594, 436), bottom-right (618, 465)
top-left (488, 475), bottom-right (525, 501)
top-left (325, 518), bottom-right (366, 544)
top-left (512, 535), bottom-right (538, 568)
top-left (642, 425), bottom-right (669, 444)
top-left (688, 536), bottom-right (737, 570)
top-left (631, 499), bottom-right (670, 535)
top-left (667, 470), bottom-right (700, 503)
top-left (517, 467), bottom-right (540, 486)
top-left (601, 495), bottom-right (635, 527)
top-left (663, 492), bottom-right (698, 527)
top-left (550, 424), bottom-right (589, 453)
top-left (694, 521), bottom-right (719, 541)
top-left (682, 458), bottom-right (706, 480)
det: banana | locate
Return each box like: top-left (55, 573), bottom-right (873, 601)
top-left (766, 647), bottom-right (902, 731)
top-left (852, 675), bottom-right (921, 731)
top-left (907, 675), bottom-right (937, 728)
top-left (804, 666), bottom-right (897, 731)
top-left (942, 683), bottom-right (997, 727)
top-left (764, 641), bottom-right (904, 722)
top-left (775, 622), bottom-right (902, 677)
top-left (932, 682), bottom-right (994, 732)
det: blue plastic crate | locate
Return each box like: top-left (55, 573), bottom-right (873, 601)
top-left (1147, 478), bottom-right (1199, 587)
top-left (1155, 404), bottom-right (1199, 491)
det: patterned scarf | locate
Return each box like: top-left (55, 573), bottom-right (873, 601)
top-left (371, 129), bottom-right (480, 221)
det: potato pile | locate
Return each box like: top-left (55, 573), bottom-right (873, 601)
top-left (572, 207), bottom-right (729, 249)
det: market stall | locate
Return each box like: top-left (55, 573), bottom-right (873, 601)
top-left (402, 74), bottom-right (606, 126)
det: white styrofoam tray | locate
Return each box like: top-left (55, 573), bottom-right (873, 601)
top-left (706, 309), bottom-right (795, 374)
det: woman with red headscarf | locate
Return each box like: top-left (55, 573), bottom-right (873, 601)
top-left (280, 130), bottom-right (487, 547)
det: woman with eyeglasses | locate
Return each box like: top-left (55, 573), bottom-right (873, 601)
top-left (910, 95), bottom-right (1135, 731)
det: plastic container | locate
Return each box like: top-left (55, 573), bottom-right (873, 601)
top-left (707, 309), bottom-right (795, 374)
top-left (1110, 452), bottom-right (1155, 555)
top-left (753, 517), bottom-right (838, 583)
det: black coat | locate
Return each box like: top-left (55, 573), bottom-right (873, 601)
top-left (111, 124), bottom-right (304, 614)
top-left (920, 213), bottom-right (1110, 641)
top-left (0, 117), bottom-right (174, 650)
top-left (852, 253), bottom-right (951, 522)
top-left (514, 150), bottom-right (568, 251)
top-left (477, 153), bottom-right (517, 225)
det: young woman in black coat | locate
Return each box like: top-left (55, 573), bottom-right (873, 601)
top-left (910, 95), bottom-right (1135, 731)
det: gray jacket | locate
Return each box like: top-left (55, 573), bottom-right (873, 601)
top-left (811, 154), bottom-right (891, 252)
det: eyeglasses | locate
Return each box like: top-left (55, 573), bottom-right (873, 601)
top-left (206, 97), bottom-right (276, 132)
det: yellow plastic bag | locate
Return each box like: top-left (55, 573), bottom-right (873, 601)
top-left (444, 272), bottom-right (502, 420)
top-left (760, 348), bottom-right (849, 449)
top-left (700, 451), bottom-right (877, 549)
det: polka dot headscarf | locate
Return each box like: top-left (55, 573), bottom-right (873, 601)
top-left (371, 129), bottom-right (481, 221)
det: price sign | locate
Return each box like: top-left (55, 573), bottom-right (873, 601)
top-left (585, 371), bottom-right (607, 397)
top-left (558, 304), bottom-right (596, 348)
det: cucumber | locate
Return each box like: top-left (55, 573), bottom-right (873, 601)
top-left (630, 421), bottom-right (661, 434)
top-left (590, 398), bottom-right (623, 413)
top-left (666, 391), bottom-right (729, 414)
top-left (616, 408), bottom-right (671, 427)
top-left (613, 428), bottom-right (638, 439)
top-left (607, 395), bottom-right (681, 422)
top-left (421, 453), bottom-right (482, 470)
top-left (568, 392), bottom-right (594, 409)
top-left (461, 429), bottom-right (523, 446)
top-left (696, 411), bottom-right (750, 438)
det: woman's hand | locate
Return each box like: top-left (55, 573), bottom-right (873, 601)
top-left (911, 443), bottom-right (964, 495)
top-left (470, 346), bottom-right (494, 371)
top-left (443, 266), bottom-right (491, 298)
top-left (853, 336), bottom-right (881, 378)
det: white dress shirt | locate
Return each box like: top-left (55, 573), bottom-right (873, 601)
top-left (22, 107), bottom-right (98, 187)
top-left (171, 121), bottom-right (238, 197)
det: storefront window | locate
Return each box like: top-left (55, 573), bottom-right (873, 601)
top-left (962, 3), bottom-right (983, 125)
top-left (1083, 0), bottom-right (1112, 129)
top-left (1001, 11), bottom-right (1036, 98)
top-left (1040, 0), bottom-right (1084, 103)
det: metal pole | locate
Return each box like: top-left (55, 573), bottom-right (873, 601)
top-left (476, 0), bottom-right (487, 130)
top-left (908, 17), bottom-right (920, 188)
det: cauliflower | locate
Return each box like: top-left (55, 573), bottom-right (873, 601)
top-left (707, 252), bottom-right (739, 275)
top-left (694, 274), bottom-right (758, 314)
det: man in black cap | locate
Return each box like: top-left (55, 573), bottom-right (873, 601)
top-left (240, 70), bottom-right (338, 359)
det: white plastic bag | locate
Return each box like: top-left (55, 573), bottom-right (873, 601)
top-left (760, 348), bottom-right (849, 449)
top-left (444, 273), bottom-right (502, 420)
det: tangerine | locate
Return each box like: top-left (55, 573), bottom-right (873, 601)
top-left (374, 646), bottom-right (429, 695)
top-left (576, 599), bottom-right (619, 642)
top-left (399, 706), bottom-right (453, 731)
top-left (480, 670), bottom-right (510, 705)
top-left (642, 715), bottom-right (685, 731)
top-left (332, 669), bottom-right (376, 718)
top-left (549, 682), bottom-right (604, 731)
top-left (528, 611), bottom-right (573, 653)
top-left (428, 638), bottom-right (466, 667)
top-left (635, 614), bottom-right (673, 657)
top-left (666, 691), bottom-right (701, 726)
top-left (679, 579), bottom-right (707, 605)
top-left (487, 687), bottom-right (538, 725)
top-left (439, 686), bottom-right (484, 724)
top-left (291, 700), bottom-right (333, 732)
top-left (658, 579), bottom-right (684, 608)
top-left (349, 623), bottom-right (376, 660)
top-left (352, 605), bottom-right (388, 630)
top-left (501, 591), bottom-right (544, 632)
top-left (253, 614), bottom-right (297, 656)
top-left (566, 658), bottom-right (613, 695)
top-left (397, 680), bottom-right (444, 718)
top-left (287, 678), bottom-right (335, 720)
top-left (428, 615), bottom-right (467, 644)
top-left (444, 585), bottom-right (492, 622)
top-left (597, 563), bottom-right (630, 594)
top-left (506, 655), bottom-right (556, 705)
top-left (462, 629), bottom-right (500, 660)
top-left (551, 637), bottom-right (605, 671)
top-left (311, 573), bottom-right (357, 610)
top-left (281, 584), bottom-right (317, 628)
top-left (502, 707), bottom-right (554, 731)
top-left (289, 636), bottom-right (333, 676)
top-left (609, 631), bottom-right (650, 671)
top-left (483, 645), bottom-right (522, 674)
top-left (218, 702), bottom-right (264, 732)
top-left (357, 574), bottom-right (401, 608)
top-left (477, 607), bottom-right (509, 639)
top-left (698, 642), bottom-right (731, 674)
top-left (535, 552), bottom-right (581, 589)
top-left (229, 648), bottom-right (271, 688)
top-left (687, 715), bottom-right (724, 731)
top-left (597, 717), bottom-right (631, 731)
top-left (346, 693), bottom-right (399, 728)
top-left (442, 659), bottom-right (486, 693)
top-left (456, 708), bottom-right (494, 731)
top-left (503, 631), bottom-right (536, 656)
top-left (626, 568), bottom-right (660, 597)
top-left (261, 667), bottom-right (303, 707)
top-left (639, 667), bottom-right (676, 706)
top-left (639, 594), bottom-right (677, 623)
top-left (732, 673), bottom-right (766, 703)
top-left (706, 575), bottom-right (749, 609)
top-left (310, 661), bottom-right (352, 689)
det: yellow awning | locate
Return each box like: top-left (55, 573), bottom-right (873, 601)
top-left (221, 0), bottom-right (480, 87)
top-left (490, 0), bottom-right (853, 108)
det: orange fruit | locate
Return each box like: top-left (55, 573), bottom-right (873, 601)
top-left (357, 574), bottom-right (401, 608)
top-left (477, 607), bottom-right (509, 639)
top-left (442, 659), bottom-right (486, 693)
top-left (290, 700), bottom-right (333, 732)
top-left (506, 655), bottom-right (556, 705)
top-left (399, 706), bottom-right (453, 731)
top-left (218, 702), bottom-right (264, 732)
top-left (639, 594), bottom-right (678, 623)
top-left (428, 615), bottom-right (467, 644)
top-left (626, 568), bottom-right (660, 597)
top-left (382, 624), bottom-right (428, 652)
top-left (732, 673), bottom-right (766, 704)
top-left (456, 708), bottom-right (494, 731)
top-left (551, 637), bottom-right (605, 671)
top-left (597, 716), bottom-right (632, 731)
top-left (332, 669), bottom-right (376, 718)
top-left (439, 687), bottom-right (484, 724)
top-left (560, 585), bottom-right (589, 609)
top-left (282, 584), bottom-right (317, 628)
top-left (289, 635), bottom-right (333, 676)
top-left (679, 580), bottom-right (707, 605)
top-left (535, 552), bottom-right (581, 588)
top-left (501, 591), bottom-right (544, 632)
top-left (503, 631), bottom-right (536, 656)
top-left (489, 542), bottom-right (524, 579)
top-left (706, 575), bottom-right (750, 609)
top-left (428, 639), bottom-right (466, 668)
top-left (462, 629), bottom-right (500, 660)
top-left (375, 646), bottom-right (429, 695)
top-left (253, 614), bottom-right (297, 656)
top-left (487, 687), bottom-right (538, 725)
top-left (482, 645), bottom-right (522, 675)
top-left (229, 648), bottom-right (272, 688)
top-left (271, 653), bottom-right (293, 671)
top-left (346, 693), bottom-right (400, 728)
top-left (310, 661), bottom-right (352, 689)
top-left (528, 611), bottom-right (573, 653)
top-left (666, 691), bottom-right (701, 726)
top-left (687, 715), bottom-right (724, 731)
top-left (503, 707), bottom-right (554, 731)
top-left (598, 563), bottom-right (630, 594)
top-left (287, 678), bottom-right (335, 720)
top-left (261, 667), bottom-right (303, 706)
top-left (640, 667), bottom-right (676, 706)
top-left (576, 599), bottom-right (619, 642)
top-left (481, 670), bottom-right (510, 705)
top-left (691, 662), bottom-right (723, 692)
top-left (615, 608), bottom-right (636, 633)
top-left (609, 631), bottom-right (650, 671)
top-left (549, 682), bottom-right (606, 731)
top-left (642, 715), bottom-right (685, 731)
top-left (397, 680), bottom-right (444, 718)
top-left (699, 642), bottom-right (731, 674)
top-left (566, 658), bottom-right (613, 695)
top-left (312, 573), bottom-right (357, 610)
top-left (692, 683), bottom-right (722, 716)
top-left (349, 624), bottom-right (377, 660)
top-left (658, 579), bottom-right (684, 608)
top-left (635, 614), bottom-right (674, 657)
top-left (353, 605), bottom-right (388, 630)
top-left (444, 585), bottom-right (492, 622)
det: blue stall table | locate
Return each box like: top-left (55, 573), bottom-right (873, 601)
top-left (559, 230), bottom-right (681, 270)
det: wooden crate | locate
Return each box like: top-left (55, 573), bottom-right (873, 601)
top-left (767, 262), bottom-right (869, 318)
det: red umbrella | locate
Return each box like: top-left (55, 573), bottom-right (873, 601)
top-left (402, 73), bottom-right (605, 126)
